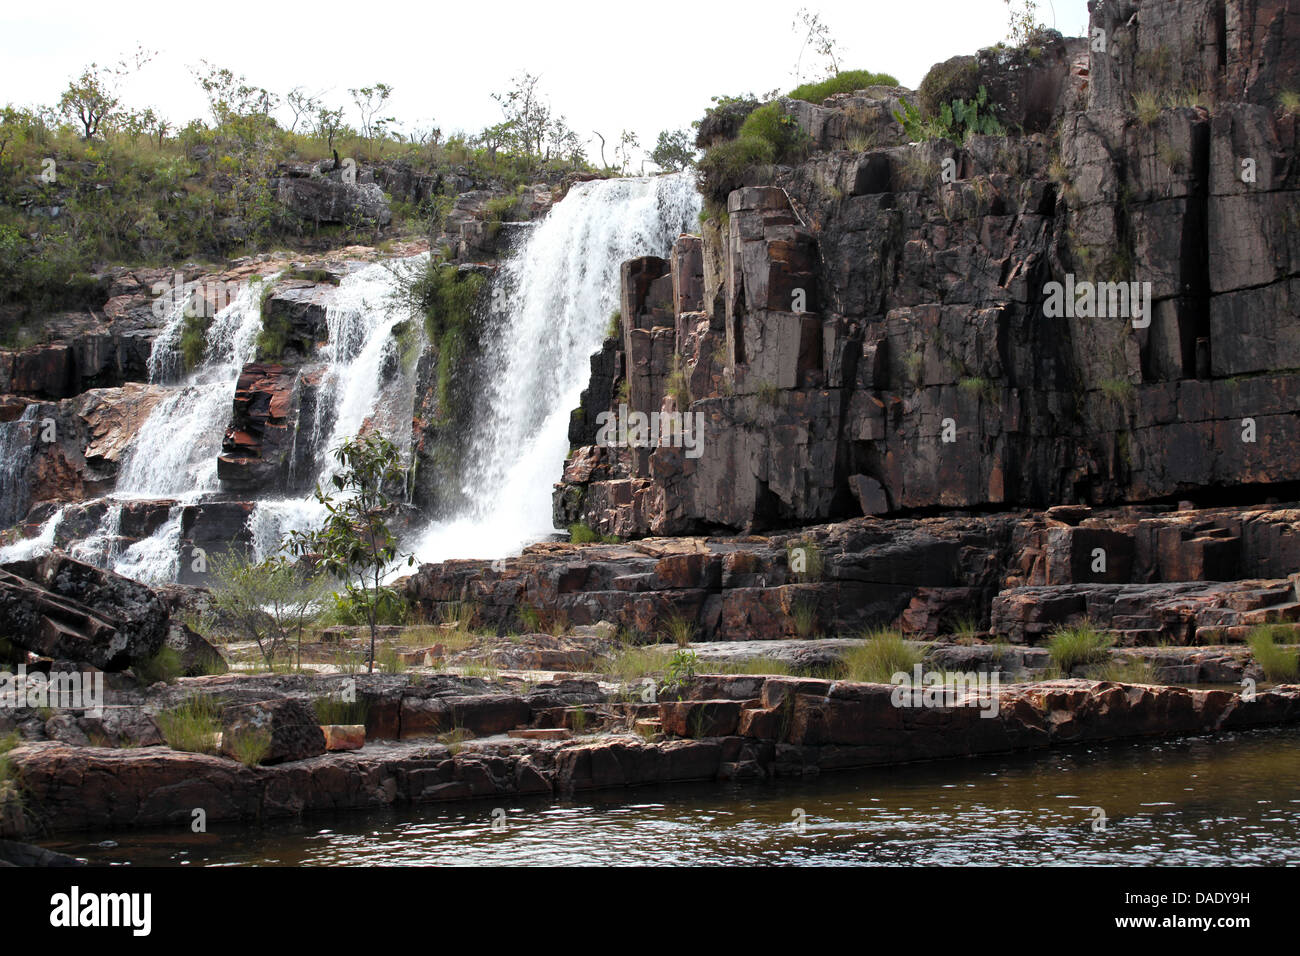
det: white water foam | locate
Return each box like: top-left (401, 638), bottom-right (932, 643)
top-left (410, 173), bottom-right (700, 562)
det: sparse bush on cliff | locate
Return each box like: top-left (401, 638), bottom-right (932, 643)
top-left (787, 69), bottom-right (900, 104)
top-left (918, 57), bottom-right (980, 118)
top-left (156, 695), bottom-right (222, 754)
top-left (696, 102), bottom-right (811, 204)
top-left (895, 86), bottom-right (1004, 144)
top-left (842, 628), bottom-right (923, 683)
top-left (1249, 627), bottom-right (1300, 682)
top-left (1046, 622), bottom-right (1114, 675)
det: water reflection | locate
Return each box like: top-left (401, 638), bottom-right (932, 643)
top-left (46, 727), bottom-right (1300, 866)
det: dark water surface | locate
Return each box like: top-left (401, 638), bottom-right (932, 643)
top-left (43, 727), bottom-right (1300, 866)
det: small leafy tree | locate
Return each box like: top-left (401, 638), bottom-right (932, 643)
top-left (349, 83), bottom-right (395, 159)
top-left (1004, 0), bottom-right (1046, 46)
top-left (651, 129), bottom-right (696, 171)
top-left (288, 433), bottom-right (414, 674)
top-left (209, 551), bottom-right (328, 669)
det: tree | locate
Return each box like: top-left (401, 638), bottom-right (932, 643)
top-left (614, 129), bottom-right (640, 175)
top-left (792, 7), bottom-right (843, 84)
top-left (1004, 0), bottom-right (1047, 45)
top-left (349, 83), bottom-right (394, 158)
top-left (651, 129), bottom-right (696, 171)
top-left (315, 107), bottom-right (347, 153)
top-left (286, 86), bottom-right (323, 135)
top-left (58, 66), bottom-right (119, 139)
top-left (208, 551), bottom-right (328, 669)
top-left (287, 433), bottom-right (414, 674)
top-left (57, 46), bottom-right (153, 140)
top-left (491, 72), bottom-right (551, 159)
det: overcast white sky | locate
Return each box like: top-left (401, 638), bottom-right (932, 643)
top-left (1, 0), bottom-right (1091, 165)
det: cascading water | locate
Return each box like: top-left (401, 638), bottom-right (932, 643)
top-left (0, 405), bottom-right (39, 529)
top-left (411, 173), bottom-right (701, 561)
top-left (117, 277), bottom-right (272, 498)
top-left (1, 174), bottom-right (701, 581)
top-left (247, 258), bottom-right (427, 557)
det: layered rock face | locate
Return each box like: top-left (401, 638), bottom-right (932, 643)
top-left (557, 0), bottom-right (1300, 538)
top-left (412, 501), bottom-right (1300, 643)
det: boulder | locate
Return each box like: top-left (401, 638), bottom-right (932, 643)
top-left (0, 554), bottom-right (169, 670)
top-left (220, 698), bottom-right (326, 764)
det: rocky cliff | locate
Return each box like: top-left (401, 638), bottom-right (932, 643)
top-left (556, 0), bottom-right (1300, 539)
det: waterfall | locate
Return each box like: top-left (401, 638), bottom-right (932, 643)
top-left (117, 277), bottom-right (272, 498)
top-left (411, 173), bottom-right (701, 561)
top-left (0, 406), bottom-right (39, 529)
top-left (247, 258), bottom-right (426, 558)
top-left (1, 174), bottom-right (701, 582)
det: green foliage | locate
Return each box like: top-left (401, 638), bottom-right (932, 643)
top-left (1046, 622), bottom-right (1115, 674)
top-left (790, 598), bottom-right (820, 639)
top-left (651, 129), bottom-right (696, 171)
top-left (393, 257), bottom-right (486, 426)
top-left (841, 628), bottom-right (923, 683)
top-left (786, 539), bottom-right (825, 583)
top-left (1092, 656), bottom-right (1160, 684)
top-left (918, 58), bottom-right (979, 118)
top-left (1280, 91), bottom-right (1300, 117)
top-left (225, 727), bottom-right (272, 767)
top-left (696, 102), bottom-right (811, 204)
top-left (895, 86), bottom-right (1004, 144)
top-left (0, 731), bottom-right (19, 791)
top-left (605, 309), bottom-right (622, 340)
top-left (254, 278), bottom-right (297, 361)
top-left (313, 695), bottom-right (370, 725)
top-left (209, 550), bottom-right (328, 669)
top-left (568, 522), bottom-right (619, 545)
top-left (287, 432), bottom-right (415, 674)
top-left (661, 649), bottom-right (700, 694)
top-left (156, 695), bottom-right (222, 754)
top-left (1249, 627), bottom-right (1300, 682)
top-left (179, 312), bottom-right (211, 371)
top-left (320, 587), bottom-right (408, 626)
top-left (483, 194), bottom-right (516, 238)
top-left (659, 611), bottom-right (697, 647)
top-left (666, 354), bottom-right (691, 409)
top-left (134, 645), bottom-right (184, 684)
top-left (787, 69), bottom-right (900, 103)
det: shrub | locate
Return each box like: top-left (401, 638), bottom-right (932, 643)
top-left (179, 313), bottom-right (211, 371)
top-left (841, 628), bottom-right (923, 683)
top-left (660, 611), bottom-right (697, 647)
top-left (209, 551), bottom-right (330, 668)
top-left (895, 86), bottom-right (1004, 143)
top-left (134, 645), bottom-right (184, 684)
top-left (787, 69), bottom-right (900, 103)
top-left (313, 695), bottom-right (370, 725)
top-left (1046, 622), bottom-right (1114, 674)
top-left (790, 598), bottom-right (820, 639)
top-left (225, 727), bottom-right (271, 767)
top-left (660, 649), bottom-right (700, 694)
top-left (1249, 627), bottom-right (1300, 682)
top-left (696, 102), bottom-right (811, 204)
top-left (156, 695), bottom-right (222, 754)
top-left (1092, 656), bottom-right (1160, 684)
top-left (918, 56), bottom-right (979, 118)
top-left (0, 732), bottom-right (19, 789)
